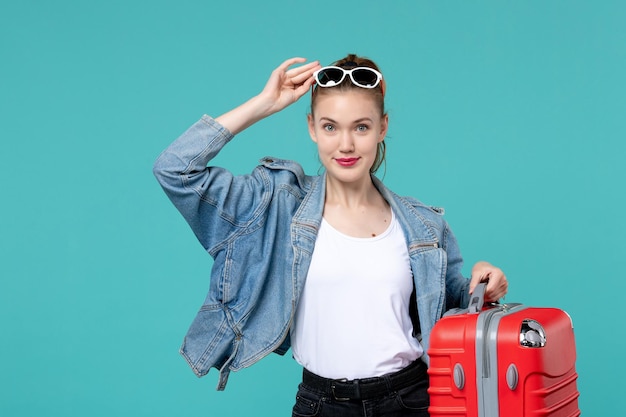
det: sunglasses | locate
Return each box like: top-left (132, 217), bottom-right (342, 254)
top-left (313, 66), bottom-right (384, 92)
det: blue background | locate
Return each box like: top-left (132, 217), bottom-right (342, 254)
top-left (1, 1), bottom-right (624, 415)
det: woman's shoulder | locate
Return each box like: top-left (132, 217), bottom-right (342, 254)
top-left (375, 180), bottom-right (449, 236)
top-left (256, 156), bottom-right (318, 192)
top-left (375, 179), bottom-right (445, 219)
top-left (392, 194), bottom-right (447, 233)
top-left (398, 195), bottom-right (445, 216)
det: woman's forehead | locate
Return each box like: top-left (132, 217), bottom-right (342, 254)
top-left (312, 90), bottom-right (383, 118)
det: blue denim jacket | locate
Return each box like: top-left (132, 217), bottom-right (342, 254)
top-left (153, 115), bottom-right (471, 390)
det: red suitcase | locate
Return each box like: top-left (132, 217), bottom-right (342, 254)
top-left (427, 283), bottom-right (580, 417)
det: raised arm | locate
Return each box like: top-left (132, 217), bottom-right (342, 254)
top-left (153, 58), bottom-right (320, 251)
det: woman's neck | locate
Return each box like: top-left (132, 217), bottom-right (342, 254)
top-left (324, 175), bottom-right (380, 208)
top-left (322, 175), bottom-right (391, 238)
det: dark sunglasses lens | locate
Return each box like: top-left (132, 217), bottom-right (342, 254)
top-left (317, 68), bottom-right (344, 86)
top-left (352, 68), bottom-right (379, 87)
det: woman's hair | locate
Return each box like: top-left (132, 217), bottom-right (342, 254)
top-left (311, 54), bottom-right (387, 174)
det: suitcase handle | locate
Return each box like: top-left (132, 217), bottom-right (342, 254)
top-left (444, 282), bottom-right (506, 317)
top-left (468, 282), bottom-right (487, 314)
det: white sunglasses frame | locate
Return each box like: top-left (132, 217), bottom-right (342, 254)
top-left (313, 66), bottom-right (383, 89)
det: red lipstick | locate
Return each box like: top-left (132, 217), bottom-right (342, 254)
top-left (335, 158), bottom-right (359, 167)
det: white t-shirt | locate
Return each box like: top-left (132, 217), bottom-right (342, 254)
top-left (291, 210), bottom-right (423, 380)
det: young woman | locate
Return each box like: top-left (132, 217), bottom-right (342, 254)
top-left (154, 54), bottom-right (508, 417)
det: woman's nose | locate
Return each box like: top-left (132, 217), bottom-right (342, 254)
top-left (339, 132), bottom-right (355, 153)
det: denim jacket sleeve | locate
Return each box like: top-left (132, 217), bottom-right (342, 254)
top-left (153, 115), bottom-right (269, 253)
top-left (442, 221), bottom-right (471, 310)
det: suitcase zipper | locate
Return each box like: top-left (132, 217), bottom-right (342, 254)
top-left (480, 306), bottom-right (522, 378)
top-left (476, 305), bottom-right (525, 417)
top-left (481, 310), bottom-right (497, 378)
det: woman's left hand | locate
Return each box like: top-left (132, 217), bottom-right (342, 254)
top-left (469, 261), bottom-right (508, 302)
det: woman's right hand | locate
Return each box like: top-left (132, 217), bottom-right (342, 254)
top-left (216, 57), bottom-right (321, 135)
top-left (258, 57), bottom-right (321, 116)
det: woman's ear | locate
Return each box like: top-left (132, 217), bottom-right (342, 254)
top-left (379, 114), bottom-right (389, 143)
top-left (307, 114), bottom-right (317, 143)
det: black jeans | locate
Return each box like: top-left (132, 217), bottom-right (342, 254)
top-left (292, 361), bottom-right (430, 417)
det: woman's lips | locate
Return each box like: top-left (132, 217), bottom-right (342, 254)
top-left (335, 157), bottom-right (360, 167)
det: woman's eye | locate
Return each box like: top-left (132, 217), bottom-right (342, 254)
top-left (323, 124), bottom-right (335, 132)
top-left (356, 124), bottom-right (369, 132)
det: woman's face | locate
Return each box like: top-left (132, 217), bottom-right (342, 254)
top-left (308, 89), bottom-right (388, 185)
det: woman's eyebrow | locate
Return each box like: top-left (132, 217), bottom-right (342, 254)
top-left (318, 117), bottom-right (373, 123)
